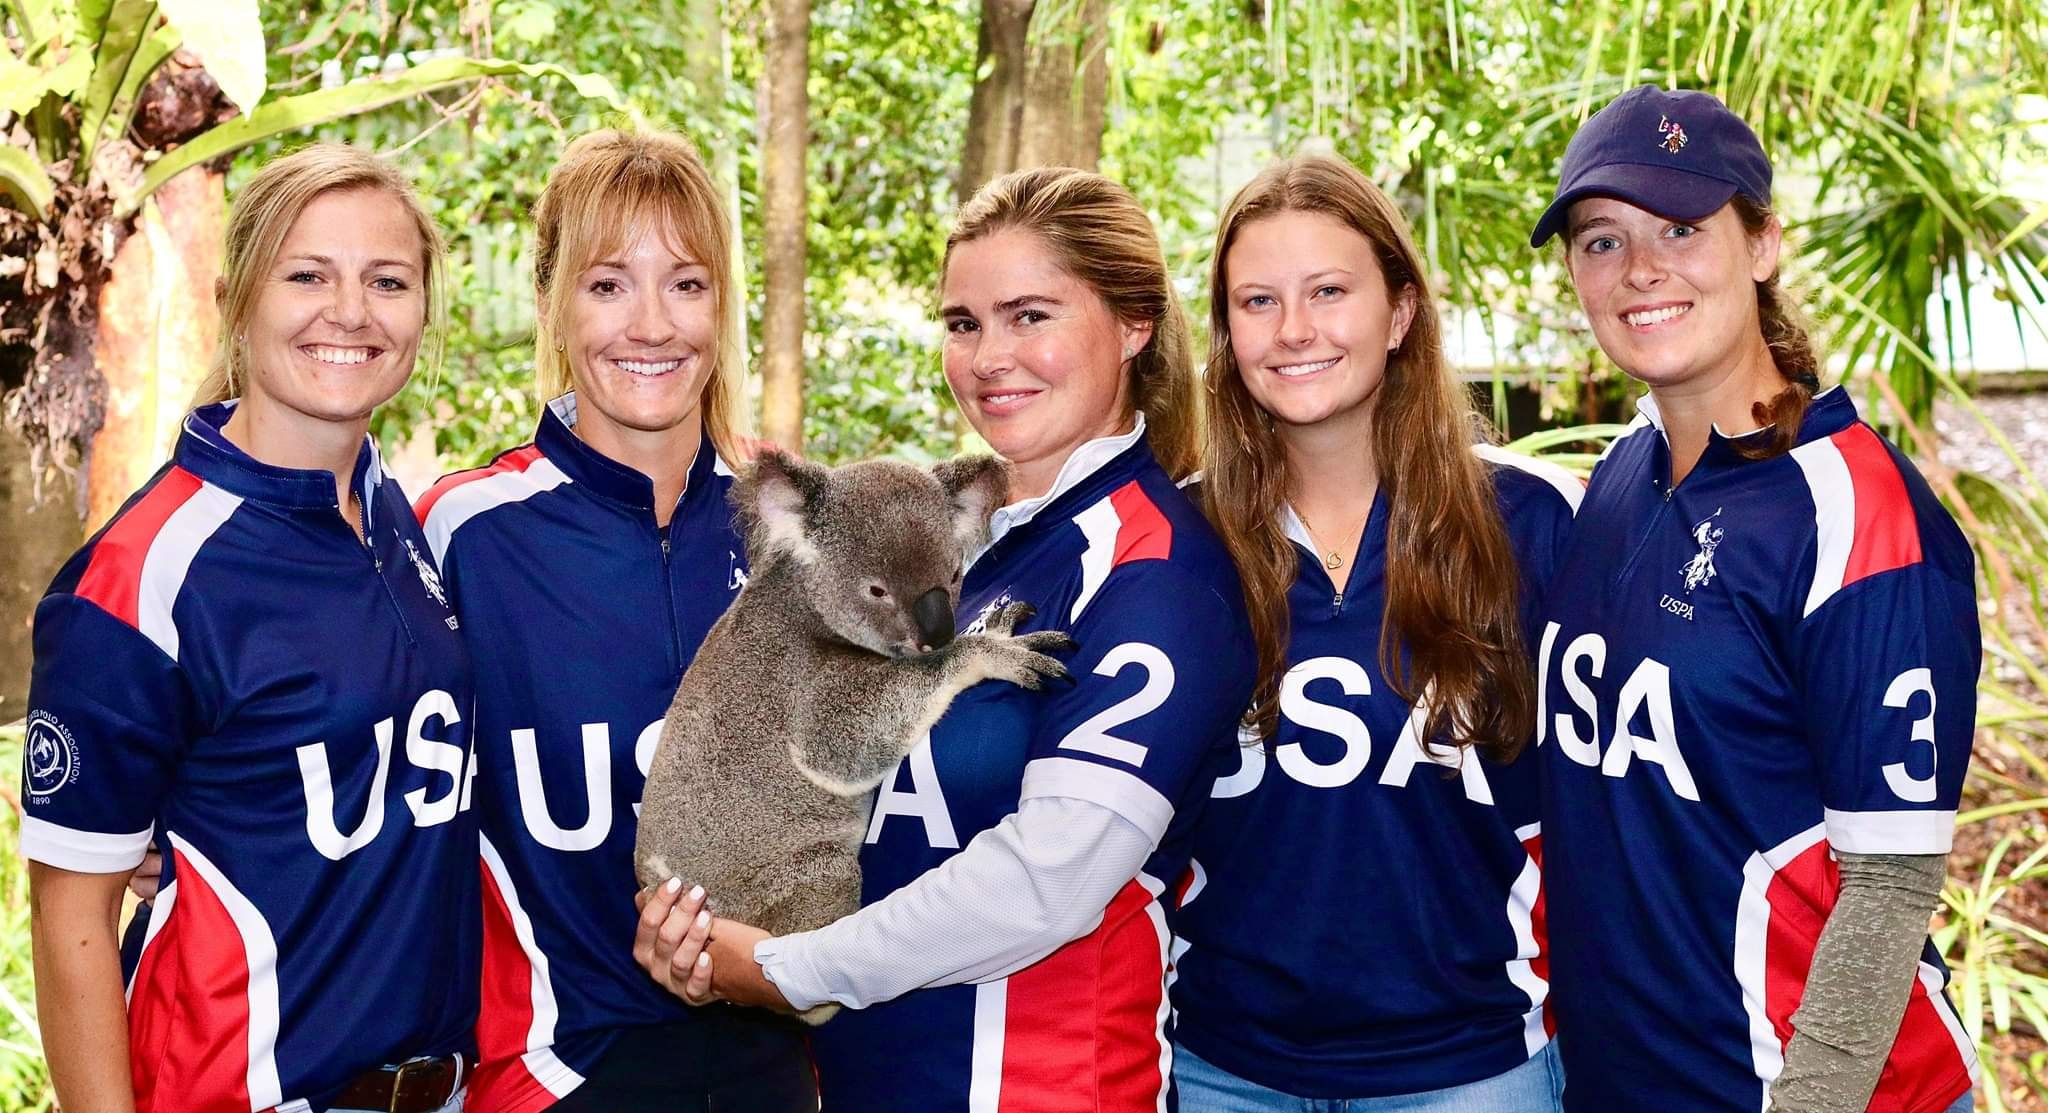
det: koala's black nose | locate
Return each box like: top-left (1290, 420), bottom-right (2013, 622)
top-left (912, 588), bottom-right (955, 651)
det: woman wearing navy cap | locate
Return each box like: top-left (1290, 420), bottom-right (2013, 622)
top-left (1530, 86), bottom-right (1979, 1113)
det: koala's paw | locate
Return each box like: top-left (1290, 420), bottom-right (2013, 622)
top-left (983, 600), bottom-right (1037, 637)
top-left (987, 631), bottom-right (1074, 691)
top-left (798, 1002), bottom-right (842, 1026)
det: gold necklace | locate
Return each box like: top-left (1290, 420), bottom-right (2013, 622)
top-left (1296, 510), bottom-right (1361, 571)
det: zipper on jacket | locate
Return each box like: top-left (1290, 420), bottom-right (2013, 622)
top-left (658, 528), bottom-right (683, 676)
top-left (1613, 478), bottom-right (1678, 590)
top-left (349, 492), bottom-right (418, 646)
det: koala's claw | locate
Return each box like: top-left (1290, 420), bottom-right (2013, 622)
top-left (1007, 651), bottom-right (1071, 690)
top-left (986, 600), bottom-right (1037, 636)
top-left (1018, 630), bottom-right (1076, 655)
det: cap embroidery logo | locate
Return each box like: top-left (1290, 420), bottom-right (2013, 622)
top-left (1657, 114), bottom-right (1689, 154)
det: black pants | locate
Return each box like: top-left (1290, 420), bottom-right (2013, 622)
top-left (547, 1009), bottom-right (817, 1113)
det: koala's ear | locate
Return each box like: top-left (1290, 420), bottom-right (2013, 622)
top-left (736, 448), bottom-right (826, 564)
top-left (930, 454), bottom-right (1009, 553)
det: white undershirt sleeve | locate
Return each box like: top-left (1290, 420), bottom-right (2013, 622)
top-left (751, 796), bottom-right (1154, 1011)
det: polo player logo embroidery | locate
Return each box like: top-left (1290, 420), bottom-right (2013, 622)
top-left (1658, 114), bottom-right (1689, 154)
top-left (1681, 508), bottom-right (1724, 592)
top-left (404, 538), bottom-right (449, 608)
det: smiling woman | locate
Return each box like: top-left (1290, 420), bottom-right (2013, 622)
top-left (1529, 86), bottom-right (1981, 1113)
top-left (23, 143), bottom-right (481, 1113)
top-left (415, 127), bottom-right (818, 1113)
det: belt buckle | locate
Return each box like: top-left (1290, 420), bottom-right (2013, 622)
top-left (386, 1057), bottom-right (429, 1113)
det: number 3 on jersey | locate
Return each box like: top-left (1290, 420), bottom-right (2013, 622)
top-left (1058, 642), bottom-right (1175, 767)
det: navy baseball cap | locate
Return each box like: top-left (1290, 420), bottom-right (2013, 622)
top-left (1529, 85), bottom-right (1773, 247)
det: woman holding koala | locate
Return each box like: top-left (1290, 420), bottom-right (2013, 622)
top-left (1166, 154), bottom-right (1578, 1110)
top-left (24, 144), bottom-right (478, 1113)
top-left (416, 128), bottom-right (817, 1112)
top-left (636, 166), bottom-right (1257, 1110)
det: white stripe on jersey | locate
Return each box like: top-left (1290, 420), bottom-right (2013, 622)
top-left (137, 483), bottom-right (242, 661)
top-left (520, 1046), bottom-right (587, 1101)
top-left (170, 832), bottom-right (286, 1111)
top-left (1137, 870), bottom-right (1174, 1113)
top-left (422, 457), bottom-right (571, 565)
top-left (1472, 443), bottom-right (1585, 513)
top-left (1789, 437), bottom-right (1856, 617)
top-left (968, 980), bottom-right (1007, 1113)
top-left (479, 834), bottom-right (570, 1056)
top-left (1165, 859), bottom-right (1207, 1026)
top-left (1020, 755), bottom-right (1175, 844)
top-left (1735, 822), bottom-right (1826, 1105)
top-left (1069, 495), bottom-right (1123, 622)
top-left (18, 815), bottom-right (154, 873)
top-left (1916, 961), bottom-right (1982, 1084)
top-left (1822, 807), bottom-right (1958, 855)
top-left (1504, 821), bottom-right (1550, 1055)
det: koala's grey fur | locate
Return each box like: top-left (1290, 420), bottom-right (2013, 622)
top-left (634, 449), bottom-right (1072, 1020)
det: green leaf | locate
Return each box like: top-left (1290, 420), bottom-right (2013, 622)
top-left (156, 0), bottom-right (264, 114)
top-left (0, 143), bottom-right (56, 217)
top-left (0, 40), bottom-right (89, 115)
top-left (499, 0), bottom-right (559, 46)
top-left (121, 55), bottom-right (626, 218)
top-left (77, 0), bottom-right (169, 167)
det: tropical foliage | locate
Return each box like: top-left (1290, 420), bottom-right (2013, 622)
top-left (1, 0), bottom-right (2044, 1108)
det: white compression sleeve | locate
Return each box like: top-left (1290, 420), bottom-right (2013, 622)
top-left (752, 796), bottom-right (1154, 1011)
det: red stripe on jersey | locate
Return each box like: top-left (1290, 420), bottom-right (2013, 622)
top-left (1522, 830), bottom-right (1555, 1038)
top-left (1833, 424), bottom-right (1922, 588)
top-left (998, 880), bottom-right (1166, 1111)
top-left (466, 1055), bottom-right (562, 1113)
top-left (128, 850), bottom-right (253, 1113)
top-left (477, 857), bottom-right (540, 1064)
top-left (1108, 482), bottom-right (1172, 566)
top-left (1763, 840), bottom-right (1975, 1110)
top-left (75, 466), bottom-right (204, 630)
top-left (414, 444), bottom-right (546, 524)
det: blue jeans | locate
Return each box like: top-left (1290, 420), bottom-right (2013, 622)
top-left (1173, 1041), bottom-right (1565, 1112)
top-left (1945, 1090), bottom-right (1976, 1113)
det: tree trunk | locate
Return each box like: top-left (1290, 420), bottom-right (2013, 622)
top-left (1017, 0), bottom-right (1109, 170)
top-left (677, 0), bottom-right (748, 382)
top-left (758, 0), bottom-right (810, 450)
top-left (958, 0), bottom-right (1111, 205)
top-left (958, 0), bottom-right (1035, 200)
top-left (85, 167), bottom-right (225, 531)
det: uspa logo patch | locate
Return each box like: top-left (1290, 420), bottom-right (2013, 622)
top-left (24, 710), bottom-right (78, 799)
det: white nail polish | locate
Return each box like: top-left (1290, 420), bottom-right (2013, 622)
top-left (689, 885), bottom-right (705, 901)
top-left (696, 952), bottom-right (711, 967)
top-left (695, 910), bottom-right (711, 929)
top-left (664, 877), bottom-right (682, 894)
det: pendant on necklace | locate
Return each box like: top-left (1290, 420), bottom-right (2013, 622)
top-left (1323, 551), bottom-right (1343, 570)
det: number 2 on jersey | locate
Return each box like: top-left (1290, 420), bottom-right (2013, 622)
top-left (1057, 642), bottom-right (1175, 767)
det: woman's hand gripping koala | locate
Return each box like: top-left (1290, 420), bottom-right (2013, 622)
top-left (632, 449), bottom-right (1073, 1023)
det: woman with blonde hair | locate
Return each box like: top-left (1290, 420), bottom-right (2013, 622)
top-left (25, 143), bottom-right (479, 1113)
top-left (415, 127), bottom-right (815, 1112)
top-left (1168, 154), bottom-right (1579, 1110)
top-left (635, 165), bottom-right (1256, 1111)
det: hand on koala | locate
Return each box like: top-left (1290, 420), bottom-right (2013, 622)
top-left (633, 878), bottom-right (717, 1005)
top-left (973, 602), bottom-right (1077, 691)
top-left (633, 879), bottom-right (793, 1014)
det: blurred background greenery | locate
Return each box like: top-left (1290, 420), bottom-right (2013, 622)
top-left (2, 0), bottom-right (2045, 1108)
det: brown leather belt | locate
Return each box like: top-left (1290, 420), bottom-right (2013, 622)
top-left (327, 1054), bottom-right (463, 1113)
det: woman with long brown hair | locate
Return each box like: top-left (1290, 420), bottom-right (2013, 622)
top-left (634, 165), bottom-right (1255, 1111)
top-left (1168, 154), bottom-right (1580, 1110)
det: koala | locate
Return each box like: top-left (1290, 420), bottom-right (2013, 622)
top-left (634, 449), bottom-right (1073, 1021)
